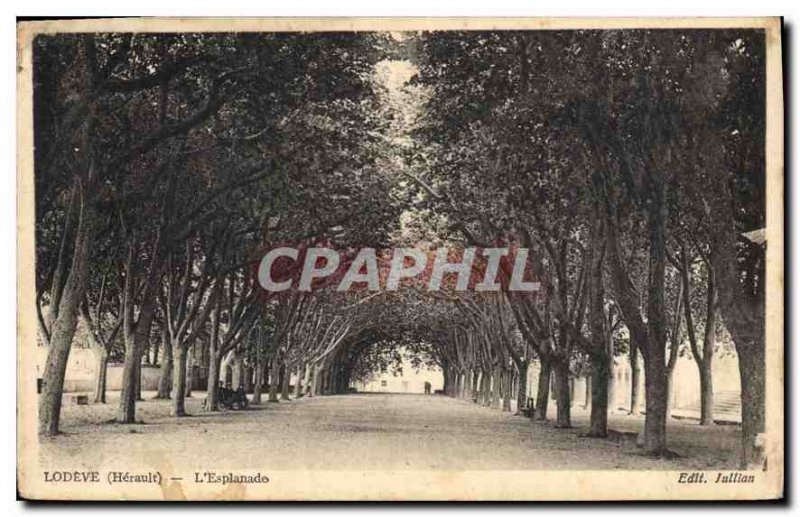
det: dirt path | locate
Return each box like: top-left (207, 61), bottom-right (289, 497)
top-left (41, 392), bottom-right (740, 471)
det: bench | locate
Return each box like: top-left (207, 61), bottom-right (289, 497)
top-left (521, 397), bottom-right (536, 417)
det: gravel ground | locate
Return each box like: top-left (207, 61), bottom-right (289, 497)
top-left (40, 391), bottom-right (740, 471)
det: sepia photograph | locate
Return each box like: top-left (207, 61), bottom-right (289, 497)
top-left (16, 17), bottom-right (783, 501)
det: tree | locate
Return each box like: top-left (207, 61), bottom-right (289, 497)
top-left (35, 35), bottom-right (97, 435)
top-left (79, 251), bottom-right (123, 404)
top-left (161, 241), bottom-right (220, 416)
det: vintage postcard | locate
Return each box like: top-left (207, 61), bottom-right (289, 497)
top-left (17, 17), bottom-right (783, 501)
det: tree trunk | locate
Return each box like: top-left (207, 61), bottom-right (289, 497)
top-left (231, 350), bottom-right (244, 389)
top-left (483, 371), bottom-right (492, 407)
top-left (268, 357), bottom-right (281, 402)
top-left (666, 367), bottom-right (675, 418)
top-left (534, 357), bottom-right (551, 421)
top-left (587, 208), bottom-right (608, 432)
top-left (698, 359), bottom-right (714, 426)
top-left (92, 348), bottom-right (109, 404)
top-left (332, 366), bottom-right (341, 394)
top-left (293, 364), bottom-right (304, 398)
top-left (642, 343), bottom-right (668, 455)
top-left (708, 160), bottom-right (766, 468)
top-left (736, 341), bottom-right (765, 467)
top-left (553, 359), bottom-right (571, 428)
top-left (511, 372), bottom-right (518, 402)
top-left (308, 363), bottom-right (318, 397)
top-left (118, 337), bottom-right (139, 424)
top-left (303, 363), bottom-right (313, 397)
top-left (171, 344), bottom-right (188, 417)
top-left (699, 284), bottom-right (716, 426)
top-left (501, 370), bottom-right (512, 412)
top-left (466, 369), bottom-right (475, 401)
top-left (319, 369), bottom-right (327, 395)
top-left (588, 354), bottom-right (610, 437)
top-left (607, 338), bottom-right (617, 413)
top-left (641, 172), bottom-right (670, 455)
top-left (447, 367), bottom-right (454, 395)
top-left (244, 366), bottom-right (253, 393)
top-left (135, 358), bottom-right (143, 401)
top-left (491, 367), bottom-right (501, 408)
top-left (629, 343), bottom-right (642, 415)
top-left (252, 348), bottom-right (264, 405)
top-left (583, 375), bottom-right (591, 410)
top-left (38, 89), bottom-right (96, 432)
top-left (152, 335), bottom-right (159, 366)
top-left (155, 329), bottom-right (173, 399)
top-left (205, 293), bottom-right (222, 410)
top-left (206, 352), bottom-right (222, 411)
top-left (711, 259), bottom-right (762, 463)
top-left (495, 370), bottom-right (503, 408)
top-left (118, 299), bottom-right (157, 423)
top-left (184, 345), bottom-right (194, 398)
top-left (335, 366), bottom-right (344, 394)
top-left (665, 274), bottom-right (684, 419)
top-left (569, 376), bottom-right (576, 405)
top-left (322, 369), bottom-right (331, 394)
top-left (39, 245), bottom-right (86, 435)
top-left (281, 362), bottom-right (291, 400)
top-left (515, 360), bottom-right (528, 415)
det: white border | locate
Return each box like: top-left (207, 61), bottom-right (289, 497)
top-left (4, 1), bottom-right (795, 513)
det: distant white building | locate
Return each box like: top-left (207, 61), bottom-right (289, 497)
top-left (353, 356), bottom-right (443, 394)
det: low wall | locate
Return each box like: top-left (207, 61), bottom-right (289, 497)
top-left (105, 364), bottom-right (161, 391)
top-left (525, 353), bottom-right (741, 412)
top-left (36, 346), bottom-right (166, 393)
